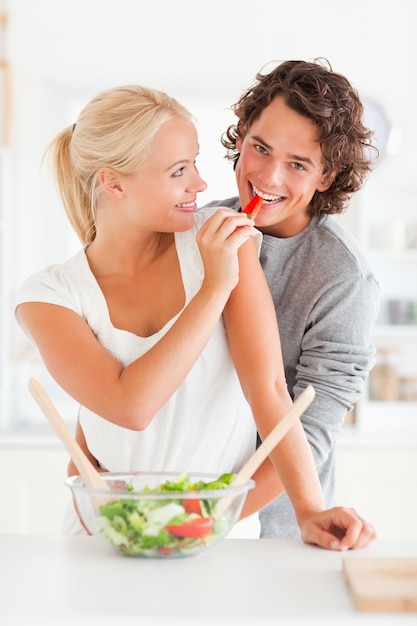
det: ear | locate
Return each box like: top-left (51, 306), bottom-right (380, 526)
top-left (236, 135), bottom-right (243, 152)
top-left (98, 167), bottom-right (125, 198)
top-left (317, 170), bottom-right (336, 192)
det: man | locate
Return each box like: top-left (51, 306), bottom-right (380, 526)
top-left (205, 59), bottom-right (380, 538)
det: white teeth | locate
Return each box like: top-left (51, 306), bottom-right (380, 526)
top-left (252, 184), bottom-right (282, 202)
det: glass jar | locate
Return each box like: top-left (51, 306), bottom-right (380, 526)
top-left (369, 348), bottom-right (399, 401)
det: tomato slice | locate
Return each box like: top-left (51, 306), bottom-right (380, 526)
top-left (182, 498), bottom-right (202, 515)
top-left (166, 516), bottom-right (213, 538)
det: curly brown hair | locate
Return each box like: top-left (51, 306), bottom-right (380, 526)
top-left (222, 58), bottom-right (377, 216)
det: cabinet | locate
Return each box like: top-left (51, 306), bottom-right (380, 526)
top-left (0, 444), bottom-right (70, 534)
top-left (353, 186), bottom-right (417, 432)
top-left (0, 440), bottom-right (415, 539)
top-left (335, 437), bottom-right (417, 540)
top-left (0, 148), bottom-right (11, 431)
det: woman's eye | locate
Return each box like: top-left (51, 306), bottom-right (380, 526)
top-left (172, 167), bottom-right (184, 177)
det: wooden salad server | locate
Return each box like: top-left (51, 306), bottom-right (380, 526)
top-left (216, 385), bottom-right (315, 517)
top-left (28, 377), bottom-right (109, 491)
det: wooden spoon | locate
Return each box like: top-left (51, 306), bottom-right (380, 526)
top-left (216, 385), bottom-right (315, 517)
top-left (28, 377), bottom-right (109, 491)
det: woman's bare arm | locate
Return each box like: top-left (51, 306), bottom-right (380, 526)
top-left (16, 210), bottom-right (256, 431)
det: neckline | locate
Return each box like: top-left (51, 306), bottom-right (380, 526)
top-left (80, 236), bottom-right (189, 340)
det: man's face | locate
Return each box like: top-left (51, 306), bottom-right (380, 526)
top-left (235, 96), bottom-right (331, 238)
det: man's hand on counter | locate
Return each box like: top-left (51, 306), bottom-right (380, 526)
top-left (300, 506), bottom-right (377, 551)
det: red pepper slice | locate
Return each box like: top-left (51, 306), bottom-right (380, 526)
top-left (166, 516), bottom-right (213, 538)
top-left (242, 195), bottom-right (263, 219)
top-left (182, 498), bottom-right (202, 515)
top-left (158, 546), bottom-right (176, 556)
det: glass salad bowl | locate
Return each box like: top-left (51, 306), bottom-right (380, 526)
top-left (66, 471), bottom-right (254, 558)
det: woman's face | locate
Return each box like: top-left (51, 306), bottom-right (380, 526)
top-left (120, 117), bottom-right (207, 233)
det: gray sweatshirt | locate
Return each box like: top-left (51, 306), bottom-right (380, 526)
top-left (204, 198), bottom-right (380, 538)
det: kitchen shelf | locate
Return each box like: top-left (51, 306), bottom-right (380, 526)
top-left (372, 324), bottom-right (417, 337)
top-left (351, 185), bottom-right (417, 433)
top-left (355, 399), bottom-right (417, 432)
top-left (0, 148), bottom-right (11, 431)
top-left (366, 249), bottom-right (417, 261)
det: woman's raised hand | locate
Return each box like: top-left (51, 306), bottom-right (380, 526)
top-left (196, 209), bottom-right (257, 296)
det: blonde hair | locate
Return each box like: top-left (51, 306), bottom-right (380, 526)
top-left (46, 85), bottom-right (193, 245)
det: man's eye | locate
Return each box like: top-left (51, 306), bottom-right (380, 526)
top-left (255, 144), bottom-right (268, 155)
top-left (292, 162), bottom-right (305, 171)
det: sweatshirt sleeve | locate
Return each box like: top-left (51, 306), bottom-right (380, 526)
top-left (294, 271), bottom-right (380, 467)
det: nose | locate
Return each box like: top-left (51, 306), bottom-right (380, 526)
top-left (190, 166), bottom-right (208, 194)
top-left (258, 160), bottom-right (284, 188)
top-left (197, 175), bottom-right (208, 193)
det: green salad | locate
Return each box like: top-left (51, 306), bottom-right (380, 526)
top-left (97, 473), bottom-right (235, 557)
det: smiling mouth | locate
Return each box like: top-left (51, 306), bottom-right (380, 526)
top-left (175, 201), bottom-right (195, 210)
top-left (251, 183), bottom-right (284, 203)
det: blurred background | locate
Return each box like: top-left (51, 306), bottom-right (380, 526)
top-left (0, 0), bottom-right (416, 537)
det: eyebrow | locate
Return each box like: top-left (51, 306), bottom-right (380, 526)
top-left (289, 153), bottom-right (315, 166)
top-left (166, 147), bottom-right (201, 171)
top-left (169, 159), bottom-right (188, 168)
top-left (250, 134), bottom-right (316, 167)
top-left (164, 158), bottom-right (190, 173)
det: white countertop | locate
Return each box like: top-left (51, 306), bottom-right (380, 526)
top-left (0, 535), bottom-right (416, 625)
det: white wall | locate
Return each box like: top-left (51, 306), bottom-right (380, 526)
top-left (6, 0), bottom-right (416, 286)
top-left (3, 0), bottom-right (417, 423)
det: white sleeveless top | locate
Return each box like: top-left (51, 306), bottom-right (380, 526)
top-left (15, 207), bottom-right (259, 535)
